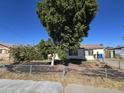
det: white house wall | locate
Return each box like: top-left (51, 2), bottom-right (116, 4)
top-left (0, 45), bottom-right (10, 61)
top-left (0, 54), bottom-right (9, 60)
top-left (115, 48), bottom-right (124, 58)
top-left (85, 55), bottom-right (94, 60)
top-left (82, 49), bottom-right (104, 60)
top-left (54, 48), bottom-right (105, 60)
top-left (93, 49), bottom-right (104, 54)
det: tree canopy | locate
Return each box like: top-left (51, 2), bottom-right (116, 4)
top-left (36, 0), bottom-right (98, 50)
top-left (36, 39), bottom-right (56, 59)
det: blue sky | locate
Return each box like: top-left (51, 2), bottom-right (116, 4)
top-left (0, 0), bottom-right (124, 47)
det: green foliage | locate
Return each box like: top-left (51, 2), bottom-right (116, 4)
top-left (10, 39), bottom-right (68, 62)
top-left (36, 39), bottom-right (56, 59)
top-left (36, 0), bottom-right (98, 50)
top-left (57, 48), bottom-right (67, 60)
top-left (9, 39), bottom-right (57, 63)
top-left (10, 45), bottom-right (42, 63)
top-left (10, 45), bottom-right (33, 63)
top-left (36, 39), bottom-right (67, 60)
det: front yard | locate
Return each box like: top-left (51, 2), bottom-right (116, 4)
top-left (0, 69), bottom-right (124, 91)
top-left (0, 60), bottom-right (124, 91)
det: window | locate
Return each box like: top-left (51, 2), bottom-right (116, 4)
top-left (3, 49), bottom-right (8, 54)
top-left (0, 49), bottom-right (2, 54)
top-left (85, 50), bottom-right (88, 56)
top-left (0, 49), bottom-right (8, 54)
top-left (88, 49), bottom-right (93, 56)
top-left (69, 50), bottom-right (78, 56)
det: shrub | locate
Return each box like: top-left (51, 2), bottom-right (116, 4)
top-left (9, 45), bottom-right (44, 63)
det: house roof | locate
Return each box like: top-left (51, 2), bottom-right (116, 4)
top-left (0, 43), bottom-right (11, 48)
top-left (105, 47), bottom-right (114, 50)
top-left (80, 44), bottom-right (104, 49)
top-left (114, 46), bottom-right (124, 49)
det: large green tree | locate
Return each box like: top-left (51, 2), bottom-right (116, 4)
top-left (36, 0), bottom-right (98, 50)
top-left (36, 39), bottom-right (56, 59)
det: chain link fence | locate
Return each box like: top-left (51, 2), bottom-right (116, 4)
top-left (0, 64), bottom-right (123, 81)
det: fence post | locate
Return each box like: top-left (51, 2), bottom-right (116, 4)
top-left (29, 65), bottom-right (32, 75)
top-left (119, 60), bottom-right (121, 69)
top-left (62, 66), bottom-right (68, 77)
top-left (105, 68), bottom-right (108, 78)
top-left (63, 66), bottom-right (66, 77)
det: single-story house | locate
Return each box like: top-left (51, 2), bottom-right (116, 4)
top-left (114, 46), bottom-right (124, 58)
top-left (50, 44), bottom-right (105, 61)
top-left (0, 43), bottom-right (10, 61)
top-left (66, 44), bottom-right (105, 60)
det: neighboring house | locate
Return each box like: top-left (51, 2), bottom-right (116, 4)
top-left (105, 47), bottom-right (115, 58)
top-left (66, 44), bottom-right (105, 60)
top-left (114, 46), bottom-right (124, 58)
top-left (0, 44), bottom-right (10, 61)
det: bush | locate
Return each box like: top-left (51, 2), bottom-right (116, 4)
top-left (10, 45), bottom-right (46, 63)
top-left (9, 39), bottom-right (68, 63)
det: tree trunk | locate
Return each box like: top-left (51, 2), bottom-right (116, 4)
top-left (51, 54), bottom-right (55, 66)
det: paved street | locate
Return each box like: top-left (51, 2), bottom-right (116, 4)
top-left (105, 60), bottom-right (124, 69)
top-left (0, 79), bottom-right (63, 93)
top-left (0, 80), bottom-right (124, 93)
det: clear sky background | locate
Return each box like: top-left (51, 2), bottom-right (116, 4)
top-left (0, 0), bottom-right (124, 47)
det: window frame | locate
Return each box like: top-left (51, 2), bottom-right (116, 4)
top-left (69, 50), bottom-right (78, 56)
top-left (88, 49), bottom-right (93, 56)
